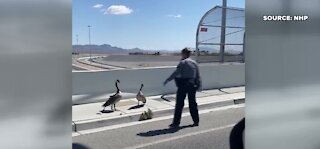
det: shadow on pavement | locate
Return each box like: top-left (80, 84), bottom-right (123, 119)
top-left (128, 104), bottom-right (145, 110)
top-left (73, 143), bottom-right (91, 149)
top-left (161, 94), bottom-right (173, 102)
top-left (100, 109), bottom-right (114, 113)
top-left (137, 124), bottom-right (195, 137)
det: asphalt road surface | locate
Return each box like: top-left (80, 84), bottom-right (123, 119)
top-left (73, 105), bottom-right (244, 149)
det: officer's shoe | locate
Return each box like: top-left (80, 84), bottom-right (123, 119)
top-left (192, 123), bottom-right (199, 127)
top-left (169, 123), bottom-right (179, 128)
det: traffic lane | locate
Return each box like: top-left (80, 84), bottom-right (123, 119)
top-left (141, 127), bottom-right (231, 149)
top-left (73, 105), bottom-right (244, 149)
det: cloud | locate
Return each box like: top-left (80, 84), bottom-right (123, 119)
top-left (104, 5), bottom-right (133, 15)
top-left (167, 14), bottom-right (182, 18)
top-left (93, 4), bottom-right (104, 9)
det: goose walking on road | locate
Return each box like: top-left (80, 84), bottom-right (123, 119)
top-left (136, 83), bottom-right (146, 106)
top-left (102, 80), bottom-right (122, 111)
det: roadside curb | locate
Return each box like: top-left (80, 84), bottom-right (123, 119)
top-left (72, 97), bottom-right (245, 132)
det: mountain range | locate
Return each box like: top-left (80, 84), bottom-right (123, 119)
top-left (72, 44), bottom-right (146, 54)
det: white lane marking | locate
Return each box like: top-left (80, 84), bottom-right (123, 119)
top-left (72, 132), bottom-right (81, 137)
top-left (124, 124), bottom-right (235, 149)
top-left (74, 104), bottom-right (244, 137)
top-left (72, 64), bottom-right (90, 71)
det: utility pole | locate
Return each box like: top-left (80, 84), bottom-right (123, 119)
top-left (88, 25), bottom-right (92, 64)
top-left (219, 0), bottom-right (227, 63)
top-left (76, 34), bottom-right (79, 56)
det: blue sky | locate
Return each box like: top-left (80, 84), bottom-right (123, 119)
top-left (73, 0), bottom-right (244, 50)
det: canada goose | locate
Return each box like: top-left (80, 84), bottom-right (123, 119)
top-left (136, 83), bottom-right (146, 105)
top-left (147, 108), bottom-right (153, 119)
top-left (139, 111), bottom-right (148, 121)
top-left (139, 109), bottom-right (153, 121)
top-left (102, 80), bottom-right (122, 111)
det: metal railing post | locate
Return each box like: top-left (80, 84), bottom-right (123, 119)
top-left (219, 0), bottom-right (227, 63)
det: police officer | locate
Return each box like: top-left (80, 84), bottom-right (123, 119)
top-left (163, 47), bottom-right (202, 128)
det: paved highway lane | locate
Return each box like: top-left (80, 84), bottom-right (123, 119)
top-left (73, 105), bottom-right (244, 149)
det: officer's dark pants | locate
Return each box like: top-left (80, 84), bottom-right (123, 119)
top-left (229, 118), bottom-right (245, 149)
top-left (172, 83), bottom-right (199, 125)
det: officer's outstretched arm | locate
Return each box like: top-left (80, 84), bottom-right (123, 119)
top-left (166, 61), bottom-right (183, 82)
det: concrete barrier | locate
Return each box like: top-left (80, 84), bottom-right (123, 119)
top-left (72, 63), bottom-right (245, 105)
